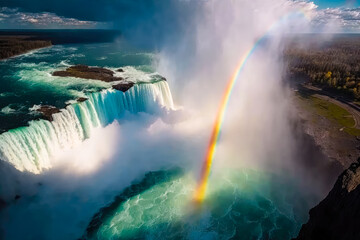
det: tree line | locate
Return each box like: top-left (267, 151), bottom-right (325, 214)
top-left (0, 36), bottom-right (51, 60)
top-left (285, 36), bottom-right (360, 100)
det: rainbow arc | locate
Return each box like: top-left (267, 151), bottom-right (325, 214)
top-left (194, 10), bottom-right (311, 203)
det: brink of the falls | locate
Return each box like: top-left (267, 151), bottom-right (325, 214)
top-left (0, 80), bottom-right (174, 173)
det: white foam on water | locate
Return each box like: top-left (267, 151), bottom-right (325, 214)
top-left (0, 106), bottom-right (16, 115)
top-left (0, 81), bottom-right (174, 173)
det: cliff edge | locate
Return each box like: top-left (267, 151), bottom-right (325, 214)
top-left (295, 157), bottom-right (360, 240)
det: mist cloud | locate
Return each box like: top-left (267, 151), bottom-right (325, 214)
top-left (0, 112), bottom-right (207, 239)
top-left (0, 0), bottom-right (345, 239)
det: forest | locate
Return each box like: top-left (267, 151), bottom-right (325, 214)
top-left (285, 35), bottom-right (360, 100)
top-left (0, 36), bottom-right (51, 60)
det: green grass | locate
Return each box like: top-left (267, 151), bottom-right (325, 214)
top-left (311, 97), bottom-right (354, 126)
top-left (344, 127), bottom-right (360, 136)
top-left (298, 94), bottom-right (360, 136)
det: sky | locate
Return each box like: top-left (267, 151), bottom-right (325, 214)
top-left (316, 0), bottom-right (359, 8)
top-left (0, 0), bottom-right (359, 32)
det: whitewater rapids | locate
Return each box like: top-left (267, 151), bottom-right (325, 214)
top-left (0, 80), bottom-right (174, 173)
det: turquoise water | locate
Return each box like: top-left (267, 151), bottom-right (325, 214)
top-left (86, 168), bottom-right (310, 240)
top-left (0, 37), bottom-right (314, 240)
top-left (0, 39), bottom-right (175, 173)
top-left (0, 40), bottom-right (156, 132)
top-left (0, 81), bottom-right (174, 173)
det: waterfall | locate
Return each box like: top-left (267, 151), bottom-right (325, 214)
top-left (0, 81), bottom-right (174, 173)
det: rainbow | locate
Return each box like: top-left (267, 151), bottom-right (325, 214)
top-left (193, 10), bottom-right (311, 203)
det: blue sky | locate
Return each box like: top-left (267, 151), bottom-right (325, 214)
top-left (0, 0), bottom-right (360, 32)
top-left (315, 0), bottom-right (359, 8)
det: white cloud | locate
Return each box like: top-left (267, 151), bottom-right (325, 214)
top-left (0, 7), bottom-right (18, 13)
top-left (311, 6), bottom-right (360, 32)
top-left (269, 0), bottom-right (360, 32)
top-left (0, 7), bottom-right (110, 29)
top-left (1, 2), bottom-right (360, 32)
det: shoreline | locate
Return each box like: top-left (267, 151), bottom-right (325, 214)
top-left (0, 30), bottom-right (121, 61)
top-left (0, 45), bottom-right (53, 61)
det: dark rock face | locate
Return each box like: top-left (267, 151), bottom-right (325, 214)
top-left (53, 65), bottom-right (123, 82)
top-left (112, 82), bottom-right (134, 92)
top-left (36, 105), bottom-right (61, 121)
top-left (116, 68), bottom-right (124, 72)
top-left (295, 157), bottom-right (360, 240)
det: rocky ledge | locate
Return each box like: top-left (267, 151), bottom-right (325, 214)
top-left (36, 105), bottom-right (61, 121)
top-left (76, 97), bottom-right (88, 103)
top-left (295, 157), bottom-right (360, 240)
top-left (112, 82), bottom-right (134, 92)
top-left (52, 65), bottom-right (139, 93)
top-left (52, 65), bottom-right (124, 82)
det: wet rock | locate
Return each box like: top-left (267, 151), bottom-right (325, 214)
top-left (53, 65), bottom-right (124, 82)
top-left (36, 105), bottom-right (61, 121)
top-left (117, 68), bottom-right (124, 72)
top-left (14, 195), bottom-right (21, 200)
top-left (112, 82), bottom-right (134, 92)
top-left (77, 97), bottom-right (88, 103)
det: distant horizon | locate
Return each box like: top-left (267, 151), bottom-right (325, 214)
top-left (1, 1), bottom-right (360, 32)
top-left (1, 29), bottom-right (360, 35)
top-left (0, 28), bottom-right (119, 31)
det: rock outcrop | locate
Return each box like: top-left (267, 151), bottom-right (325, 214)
top-left (112, 82), bottom-right (134, 92)
top-left (53, 65), bottom-right (123, 82)
top-left (295, 157), bottom-right (360, 240)
top-left (52, 65), bottom-right (138, 94)
top-left (76, 97), bottom-right (88, 102)
top-left (36, 105), bottom-right (61, 121)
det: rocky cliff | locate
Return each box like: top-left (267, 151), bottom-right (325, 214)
top-left (295, 157), bottom-right (360, 240)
